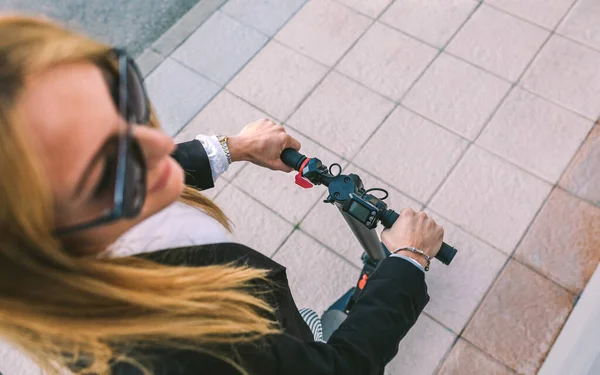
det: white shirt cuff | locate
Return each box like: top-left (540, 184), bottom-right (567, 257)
top-left (194, 134), bottom-right (229, 183)
top-left (390, 254), bottom-right (425, 273)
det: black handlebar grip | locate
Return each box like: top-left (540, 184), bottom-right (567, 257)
top-left (281, 148), bottom-right (307, 171)
top-left (380, 209), bottom-right (457, 266)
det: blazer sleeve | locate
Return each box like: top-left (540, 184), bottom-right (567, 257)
top-left (112, 256), bottom-right (429, 375)
top-left (255, 256), bottom-right (430, 375)
top-left (171, 140), bottom-right (215, 191)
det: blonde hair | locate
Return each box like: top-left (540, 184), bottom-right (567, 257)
top-left (0, 15), bottom-right (277, 374)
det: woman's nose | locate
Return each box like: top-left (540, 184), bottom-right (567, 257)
top-left (132, 126), bottom-right (176, 169)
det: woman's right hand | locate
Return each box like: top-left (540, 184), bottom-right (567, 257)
top-left (380, 209), bottom-right (444, 268)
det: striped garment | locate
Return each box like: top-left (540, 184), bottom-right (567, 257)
top-left (299, 308), bottom-right (325, 342)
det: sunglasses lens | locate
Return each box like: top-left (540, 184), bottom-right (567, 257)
top-left (126, 58), bottom-right (150, 125)
top-left (122, 138), bottom-right (147, 218)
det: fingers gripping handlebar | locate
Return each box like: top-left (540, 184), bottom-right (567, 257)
top-left (281, 148), bottom-right (457, 266)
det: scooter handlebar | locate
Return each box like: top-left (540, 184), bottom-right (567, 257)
top-left (379, 209), bottom-right (456, 265)
top-left (281, 148), bottom-right (457, 266)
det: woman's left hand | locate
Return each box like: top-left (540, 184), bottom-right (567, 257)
top-left (228, 119), bottom-right (302, 172)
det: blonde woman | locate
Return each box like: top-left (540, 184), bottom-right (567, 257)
top-left (0, 15), bottom-right (444, 375)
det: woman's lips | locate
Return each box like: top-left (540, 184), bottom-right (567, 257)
top-left (148, 160), bottom-right (172, 194)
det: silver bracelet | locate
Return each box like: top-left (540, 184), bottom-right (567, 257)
top-left (393, 247), bottom-right (431, 271)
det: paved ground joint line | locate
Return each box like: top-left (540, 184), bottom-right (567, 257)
top-left (153, 0), bottom-right (230, 56)
top-left (485, 0), bottom-right (600, 55)
top-left (170, 1), bottom-right (313, 138)
top-left (423, 0), bottom-right (579, 211)
top-left (345, 0), bottom-right (483, 170)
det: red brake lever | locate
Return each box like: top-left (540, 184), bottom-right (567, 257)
top-left (294, 158), bottom-right (313, 189)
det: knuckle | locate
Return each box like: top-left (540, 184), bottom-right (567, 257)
top-left (401, 208), bottom-right (415, 217)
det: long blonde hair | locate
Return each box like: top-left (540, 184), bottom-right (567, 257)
top-left (0, 15), bottom-right (277, 374)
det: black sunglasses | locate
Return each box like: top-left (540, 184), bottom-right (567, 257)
top-left (56, 49), bottom-right (150, 235)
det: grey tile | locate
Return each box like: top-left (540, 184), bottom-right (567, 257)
top-left (201, 176), bottom-right (229, 200)
top-left (172, 11), bottom-right (268, 85)
top-left (403, 53), bottom-right (511, 140)
top-left (446, 4), bottom-right (550, 82)
top-left (429, 146), bottom-right (552, 254)
top-left (136, 48), bottom-right (164, 78)
top-left (380, 0), bottom-right (478, 48)
top-left (385, 315), bottom-right (456, 375)
top-left (146, 58), bottom-right (221, 136)
top-left (424, 213), bottom-right (508, 333)
top-left (558, 0), bottom-right (600, 51)
top-left (274, 0), bottom-right (372, 66)
top-left (354, 107), bottom-right (469, 203)
top-left (486, 0), bottom-right (575, 30)
top-left (272, 230), bottom-right (359, 314)
top-left (153, 0), bottom-right (228, 56)
top-left (286, 71), bottom-right (395, 159)
top-left (521, 35), bottom-right (600, 120)
top-left (227, 41), bottom-right (329, 120)
top-left (478, 88), bottom-right (593, 183)
top-left (215, 184), bottom-right (294, 257)
top-left (335, 0), bottom-right (393, 18)
top-left (337, 22), bottom-right (438, 101)
top-left (222, 0), bottom-right (308, 36)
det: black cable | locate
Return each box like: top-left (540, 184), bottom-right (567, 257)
top-left (328, 163), bottom-right (342, 177)
top-left (365, 187), bottom-right (388, 200)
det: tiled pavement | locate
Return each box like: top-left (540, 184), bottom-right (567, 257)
top-left (137, 0), bottom-right (600, 374)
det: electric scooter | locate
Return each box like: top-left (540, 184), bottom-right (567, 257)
top-left (280, 149), bottom-right (457, 340)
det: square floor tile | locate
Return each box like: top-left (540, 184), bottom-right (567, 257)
top-left (380, 0), bottom-right (478, 48)
top-left (354, 107), bottom-right (469, 202)
top-left (558, 0), bottom-right (600, 51)
top-left (272, 230), bottom-right (359, 314)
top-left (214, 184), bottom-right (293, 256)
top-left (403, 53), bottom-right (511, 140)
top-left (146, 58), bottom-right (221, 136)
top-left (334, 0), bottom-right (392, 18)
top-left (302, 164), bottom-right (422, 267)
top-left (486, 0), bottom-right (575, 30)
top-left (200, 175), bottom-right (229, 200)
top-left (521, 35), bottom-right (600, 120)
top-left (337, 22), bottom-right (438, 101)
top-left (172, 11), bottom-right (268, 85)
top-left (422, 213), bottom-right (507, 333)
top-left (274, 0), bottom-right (371, 66)
top-left (174, 90), bottom-right (271, 179)
top-left (227, 41), bottom-right (328, 121)
top-left (287, 71), bottom-right (395, 158)
top-left (152, 0), bottom-right (228, 56)
top-left (447, 4), bottom-right (549, 81)
top-left (478, 88), bottom-right (593, 183)
top-left (464, 260), bottom-right (575, 375)
top-left (560, 124), bottom-right (600, 206)
top-left (222, 0), bottom-right (307, 36)
top-left (136, 48), bottom-right (163, 77)
top-left (515, 189), bottom-right (600, 294)
top-left (233, 129), bottom-right (343, 224)
top-left (429, 146), bottom-right (552, 253)
top-left (438, 339), bottom-right (516, 375)
top-left (385, 314), bottom-right (456, 375)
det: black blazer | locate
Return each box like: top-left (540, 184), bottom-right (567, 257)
top-left (109, 140), bottom-right (430, 374)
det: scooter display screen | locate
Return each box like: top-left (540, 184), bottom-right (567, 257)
top-left (349, 201), bottom-right (371, 222)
